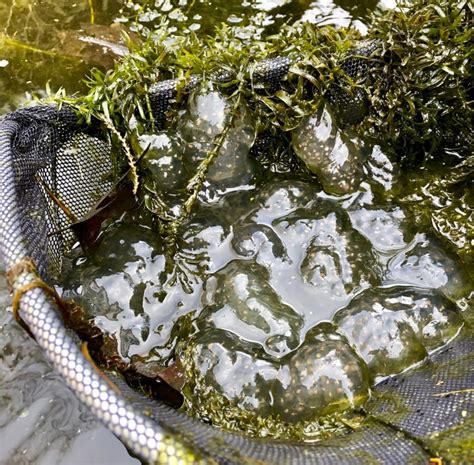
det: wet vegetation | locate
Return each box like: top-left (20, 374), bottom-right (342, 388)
top-left (52, 0), bottom-right (472, 273)
top-left (60, 0), bottom-right (472, 154)
top-left (53, 0), bottom-right (473, 442)
top-left (1, 0), bottom-right (472, 456)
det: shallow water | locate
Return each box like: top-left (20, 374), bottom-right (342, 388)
top-left (59, 86), bottom-right (470, 437)
top-left (0, 2), bottom-right (138, 461)
top-left (0, 270), bottom-right (139, 465)
top-left (1, 0), bottom-right (471, 461)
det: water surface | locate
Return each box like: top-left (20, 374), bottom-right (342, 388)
top-left (2, 0), bottom-right (468, 461)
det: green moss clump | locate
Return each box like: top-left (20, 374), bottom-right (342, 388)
top-left (364, 0), bottom-right (473, 158)
top-left (427, 415), bottom-right (474, 464)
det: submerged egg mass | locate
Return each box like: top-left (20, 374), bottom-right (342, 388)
top-left (179, 86), bottom-right (259, 197)
top-left (294, 205), bottom-right (380, 298)
top-left (348, 207), bottom-right (409, 254)
top-left (199, 260), bottom-right (303, 357)
top-left (61, 173), bottom-right (468, 438)
top-left (277, 327), bottom-right (370, 422)
top-left (182, 325), bottom-right (370, 427)
top-left (386, 234), bottom-right (469, 301)
top-left (292, 106), bottom-right (366, 195)
top-left (228, 179), bottom-right (382, 326)
top-left (334, 287), bottom-right (463, 377)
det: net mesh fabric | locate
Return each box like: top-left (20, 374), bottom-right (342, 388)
top-left (2, 106), bottom-right (111, 277)
top-left (0, 86), bottom-right (472, 463)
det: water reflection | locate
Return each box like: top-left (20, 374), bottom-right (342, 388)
top-left (124, 0), bottom-right (383, 40)
top-left (0, 272), bottom-right (139, 465)
top-left (0, 0), bottom-right (126, 112)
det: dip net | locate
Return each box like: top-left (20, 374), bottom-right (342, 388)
top-left (0, 0), bottom-right (472, 463)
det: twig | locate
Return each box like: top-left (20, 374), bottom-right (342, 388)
top-left (433, 388), bottom-right (474, 397)
top-left (3, 0), bottom-right (16, 34)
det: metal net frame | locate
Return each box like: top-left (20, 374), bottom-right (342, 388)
top-left (0, 56), bottom-right (473, 464)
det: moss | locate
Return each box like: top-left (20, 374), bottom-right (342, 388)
top-left (179, 384), bottom-right (365, 441)
top-left (364, 0), bottom-right (472, 155)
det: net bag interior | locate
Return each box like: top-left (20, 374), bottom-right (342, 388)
top-left (0, 42), bottom-right (473, 465)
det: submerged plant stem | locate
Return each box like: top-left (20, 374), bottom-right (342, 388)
top-left (165, 72), bottom-right (247, 244)
top-left (102, 114), bottom-right (139, 194)
top-left (0, 33), bottom-right (78, 62)
top-left (88, 0), bottom-right (95, 25)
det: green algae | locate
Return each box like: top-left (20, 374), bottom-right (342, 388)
top-left (179, 372), bottom-right (365, 442)
top-left (393, 155), bottom-right (474, 274)
top-left (428, 415), bottom-right (474, 464)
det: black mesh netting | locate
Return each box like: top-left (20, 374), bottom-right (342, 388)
top-left (0, 99), bottom-right (472, 462)
top-left (1, 106), bottom-right (111, 278)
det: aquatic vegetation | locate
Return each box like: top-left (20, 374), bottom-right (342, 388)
top-left (48, 0), bottom-right (472, 444)
top-left (122, 0), bottom-right (315, 39)
top-left (132, 130), bottom-right (189, 218)
top-left (365, 0), bottom-right (473, 157)
top-left (60, 0), bottom-right (471, 149)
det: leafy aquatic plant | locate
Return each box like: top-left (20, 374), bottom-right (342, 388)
top-left (61, 0), bottom-right (471, 152)
top-left (52, 0), bottom-right (472, 262)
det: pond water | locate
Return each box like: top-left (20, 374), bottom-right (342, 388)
top-left (0, 0), bottom-right (472, 463)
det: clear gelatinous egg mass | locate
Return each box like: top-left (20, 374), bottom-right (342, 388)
top-left (60, 92), bottom-right (469, 440)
